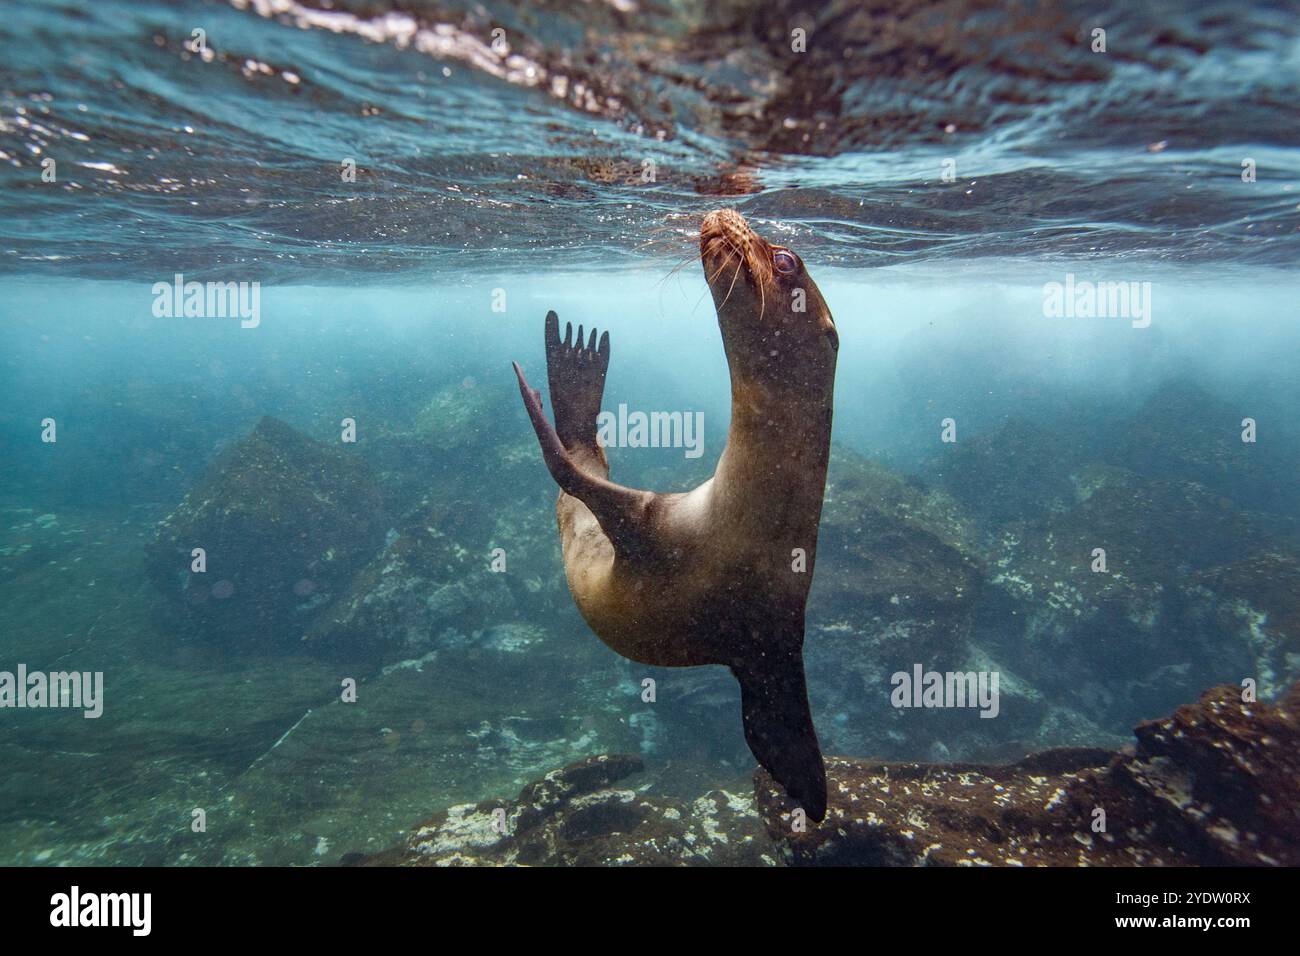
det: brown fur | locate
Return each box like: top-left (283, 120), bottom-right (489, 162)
top-left (512, 209), bottom-right (839, 818)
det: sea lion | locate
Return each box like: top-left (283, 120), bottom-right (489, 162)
top-left (512, 209), bottom-right (838, 819)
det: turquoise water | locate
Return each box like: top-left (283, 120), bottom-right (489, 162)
top-left (1, 0), bottom-right (1298, 866)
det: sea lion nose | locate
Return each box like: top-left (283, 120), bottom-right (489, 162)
top-left (701, 209), bottom-right (722, 239)
top-left (701, 208), bottom-right (746, 238)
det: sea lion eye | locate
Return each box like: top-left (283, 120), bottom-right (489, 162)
top-left (773, 250), bottom-right (798, 275)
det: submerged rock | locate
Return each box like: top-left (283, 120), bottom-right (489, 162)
top-left (756, 681), bottom-right (1299, 866)
top-left (303, 497), bottom-right (516, 659)
top-left (364, 379), bottom-right (573, 621)
top-left (815, 448), bottom-right (981, 636)
top-left (1117, 378), bottom-right (1296, 518)
top-left (803, 448), bottom-right (987, 759)
top-left (356, 682), bottom-right (1298, 867)
top-left (974, 462), bottom-right (1275, 730)
top-left (412, 382), bottom-right (498, 453)
top-left (0, 508), bottom-right (62, 584)
top-left (812, 447), bottom-right (980, 664)
top-left (928, 416), bottom-right (1086, 529)
top-left (145, 415), bottom-right (386, 647)
top-left (1189, 550), bottom-right (1300, 700)
top-left (896, 388), bottom-right (1300, 751)
top-left (357, 754), bottom-right (777, 866)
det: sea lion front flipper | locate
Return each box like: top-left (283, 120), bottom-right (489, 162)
top-left (732, 642), bottom-right (828, 822)
top-left (512, 359), bottom-right (659, 558)
top-left (544, 310), bottom-right (610, 455)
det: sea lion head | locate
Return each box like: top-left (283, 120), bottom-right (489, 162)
top-left (700, 209), bottom-right (838, 394)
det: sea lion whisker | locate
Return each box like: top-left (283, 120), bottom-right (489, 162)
top-left (656, 250), bottom-right (702, 288)
top-left (634, 234), bottom-right (688, 254)
top-left (690, 285), bottom-right (716, 317)
top-left (692, 249), bottom-right (737, 315)
top-left (706, 250), bottom-right (738, 285)
top-left (719, 253), bottom-right (744, 311)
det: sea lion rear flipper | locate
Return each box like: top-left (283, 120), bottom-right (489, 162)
top-left (512, 358), bottom-right (658, 557)
top-left (733, 646), bottom-right (828, 822)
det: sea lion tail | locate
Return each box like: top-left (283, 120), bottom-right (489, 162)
top-left (733, 650), bottom-right (828, 822)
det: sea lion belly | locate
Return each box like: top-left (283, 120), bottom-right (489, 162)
top-left (557, 487), bottom-right (725, 668)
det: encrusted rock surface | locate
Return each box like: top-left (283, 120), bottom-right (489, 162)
top-left (1191, 549), bottom-right (1300, 700)
top-left (145, 415), bottom-right (386, 647)
top-left (930, 416), bottom-right (1086, 527)
top-left (1117, 680), bottom-right (1300, 866)
top-left (756, 682), bottom-right (1299, 866)
top-left (973, 463), bottom-right (1261, 728)
top-left (814, 447), bottom-right (982, 660)
top-left (356, 754), bottom-right (778, 866)
top-left (304, 497), bottom-right (516, 659)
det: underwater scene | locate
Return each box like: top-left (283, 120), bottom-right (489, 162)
top-left (1, 0), bottom-right (1298, 871)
